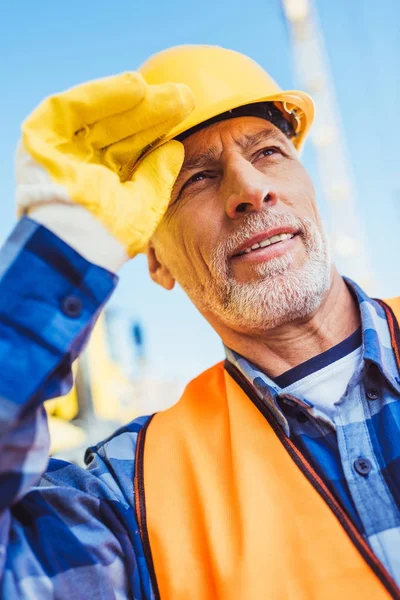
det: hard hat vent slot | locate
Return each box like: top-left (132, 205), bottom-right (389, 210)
top-left (282, 101), bottom-right (303, 135)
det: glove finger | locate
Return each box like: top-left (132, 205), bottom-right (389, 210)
top-left (23, 73), bottom-right (147, 141)
top-left (100, 111), bottom-right (188, 174)
top-left (121, 140), bottom-right (184, 255)
top-left (88, 82), bottom-right (194, 151)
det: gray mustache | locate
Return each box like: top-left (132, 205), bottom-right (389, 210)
top-left (221, 211), bottom-right (304, 257)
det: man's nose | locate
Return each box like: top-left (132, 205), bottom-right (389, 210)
top-left (223, 157), bottom-right (278, 219)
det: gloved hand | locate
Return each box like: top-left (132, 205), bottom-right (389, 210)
top-left (16, 73), bottom-right (194, 270)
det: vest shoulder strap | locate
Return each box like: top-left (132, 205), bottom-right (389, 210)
top-left (378, 297), bottom-right (400, 372)
top-left (384, 296), bottom-right (400, 318)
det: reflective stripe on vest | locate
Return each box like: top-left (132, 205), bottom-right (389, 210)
top-left (134, 298), bottom-right (400, 600)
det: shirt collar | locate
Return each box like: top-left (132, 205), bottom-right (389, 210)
top-left (347, 277), bottom-right (400, 393)
top-left (225, 278), bottom-right (400, 434)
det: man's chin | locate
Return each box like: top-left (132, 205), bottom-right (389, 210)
top-left (211, 258), bottom-right (331, 331)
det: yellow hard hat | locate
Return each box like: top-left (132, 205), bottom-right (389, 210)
top-left (138, 45), bottom-right (314, 152)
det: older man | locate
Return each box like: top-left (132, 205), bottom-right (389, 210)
top-left (1, 45), bottom-right (400, 599)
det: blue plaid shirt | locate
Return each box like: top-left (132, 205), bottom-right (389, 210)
top-left (0, 217), bottom-right (399, 598)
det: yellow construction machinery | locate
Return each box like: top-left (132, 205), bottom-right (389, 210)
top-left (45, 312), bottom-right (142, 463)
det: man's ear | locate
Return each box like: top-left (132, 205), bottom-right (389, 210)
top-left (147, 242), bottom-right (176, 290)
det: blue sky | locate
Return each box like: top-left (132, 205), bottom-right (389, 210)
top-left (1, 0), bottom-right (399, 381)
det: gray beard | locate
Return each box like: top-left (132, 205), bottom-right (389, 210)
top-left (198, 211), bottom-right (332, 332)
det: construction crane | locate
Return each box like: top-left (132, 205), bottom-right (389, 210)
top-left (281, 0), bottom-right (374, 290)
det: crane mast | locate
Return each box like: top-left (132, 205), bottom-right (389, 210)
top-left (281, 0), bottom-right (373, 290)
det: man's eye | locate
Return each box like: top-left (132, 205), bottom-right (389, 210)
top-left (188, 172), bottom-right (207, 184)
top-left (257, 146), bottom-right (280, 158)
top-left (180, 171), bottom-right (210, 194)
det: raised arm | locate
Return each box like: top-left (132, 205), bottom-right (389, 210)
top-left (0, 73), bottom-right (193, 598)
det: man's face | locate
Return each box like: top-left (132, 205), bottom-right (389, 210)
top-left (151, 116), bottom-right (331, 333)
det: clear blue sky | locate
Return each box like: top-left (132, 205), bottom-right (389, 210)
top-left (1, 0), bottom-right (399, 381)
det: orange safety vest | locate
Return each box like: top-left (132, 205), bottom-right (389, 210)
top-left (134, 298), bottom-right (400, 599)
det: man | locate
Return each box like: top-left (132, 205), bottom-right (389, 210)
top-left (1, 44), bottom-right (400, 599)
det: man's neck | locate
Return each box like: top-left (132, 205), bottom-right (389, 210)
top-left (221, 271), bottom-right (361, 380)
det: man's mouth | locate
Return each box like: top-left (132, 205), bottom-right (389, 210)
top-left (232, 230), bottom-right (297, 257)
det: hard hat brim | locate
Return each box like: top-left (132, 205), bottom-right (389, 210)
top-left (122, 89), bottom-right (314, 182)
top-left (169, 89), bottom-right (314, 148)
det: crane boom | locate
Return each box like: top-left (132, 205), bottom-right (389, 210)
top-left (281, 0), bottom-right (373, 290)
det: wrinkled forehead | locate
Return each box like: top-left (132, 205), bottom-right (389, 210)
top-left (179, 116), bottom-right (292, 172)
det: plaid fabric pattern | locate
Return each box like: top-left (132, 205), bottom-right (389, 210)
top-left (226, 279), bottom-right (400, 586)
top-left (0, 218), bottom-right (155, 599)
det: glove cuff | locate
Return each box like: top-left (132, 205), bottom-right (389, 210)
top-left (30, 204), bottom-right (128, 273)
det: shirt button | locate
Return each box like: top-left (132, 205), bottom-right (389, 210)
top-left (366, 388), bottom-right (379, 401)
top-left (297, 412), bottom-right (309, 423)
top-left (354, 457), bottom-right (372, 476)
top-left (61, 295), bottom-right (83, 318)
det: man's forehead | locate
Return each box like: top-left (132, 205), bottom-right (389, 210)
top-left (180, 117), bottom-right (288, 173)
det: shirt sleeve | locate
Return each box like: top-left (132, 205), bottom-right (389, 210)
top-left (0, 217), bottom-right (117, 506)
top-left (0, 218), bottom-right (153, 598)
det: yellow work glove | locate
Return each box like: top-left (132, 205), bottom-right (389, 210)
top-left (16, 73), bottom-right (194, 265)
